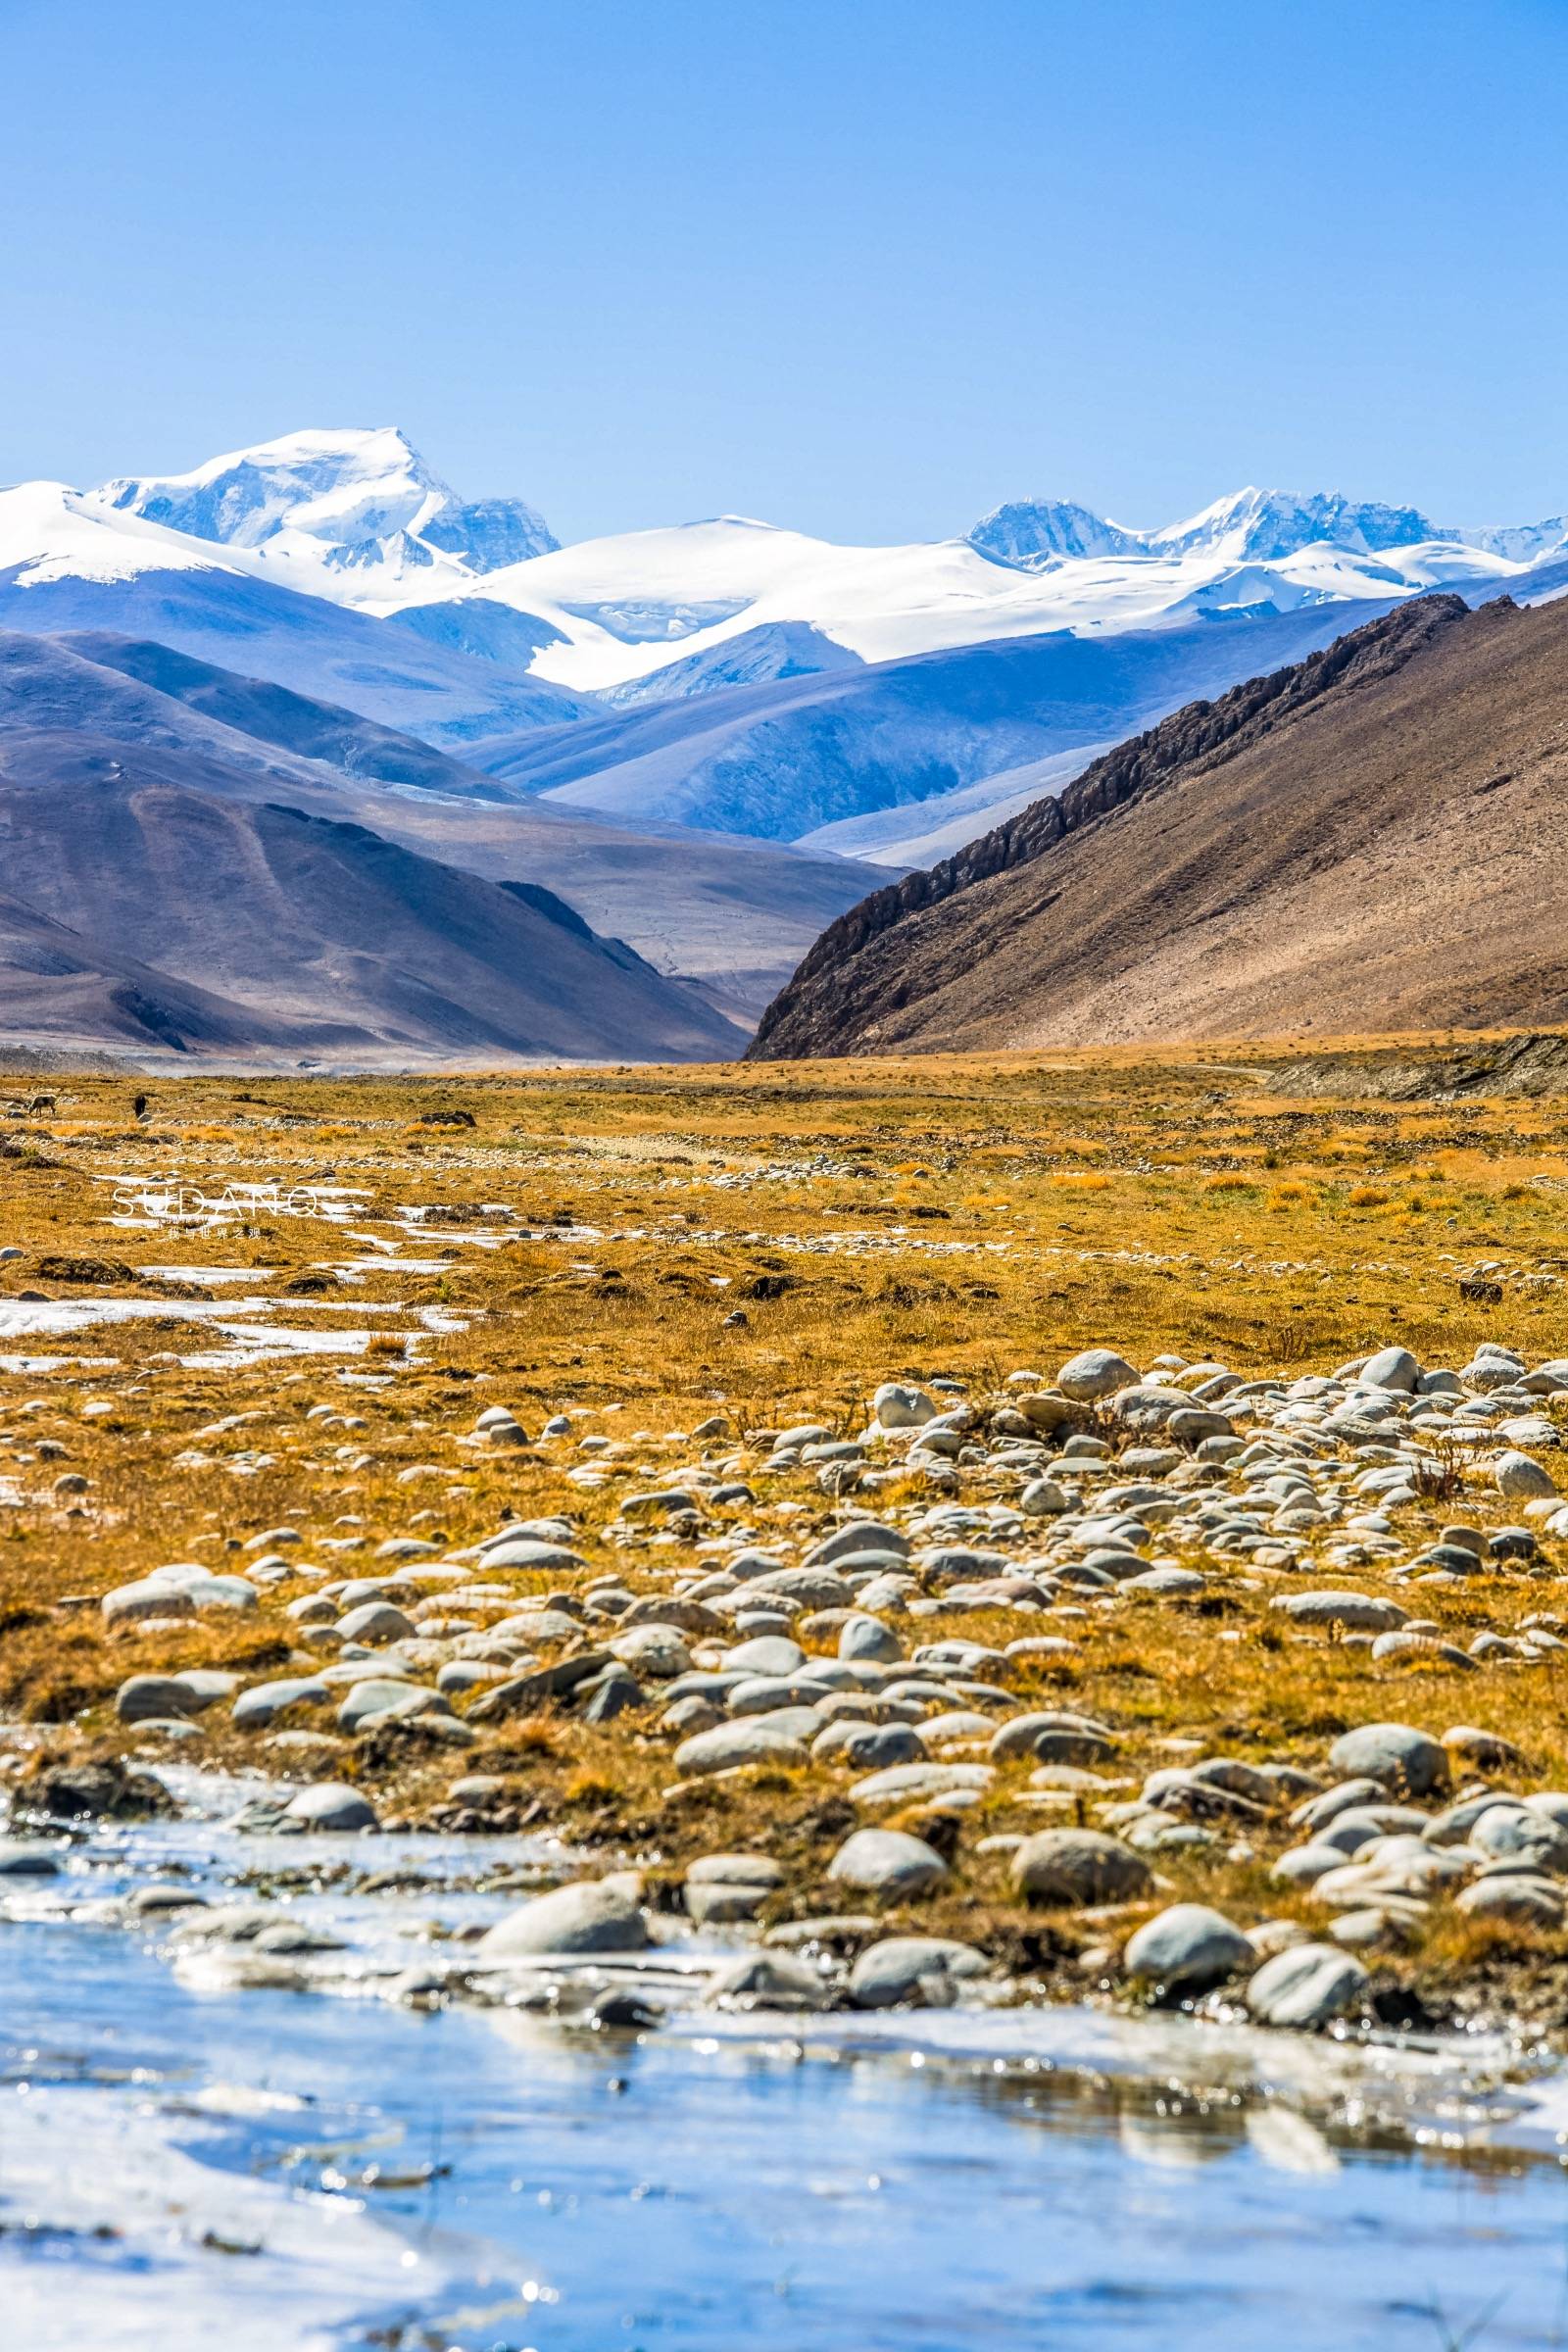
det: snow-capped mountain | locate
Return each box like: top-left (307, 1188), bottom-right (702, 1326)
top-left (969, 499), bottom-right (1144, 566)
top-left (4, 427), bottom-right (1563, 704)
top-left (89, 426), bottom-right (557, 600)
top-left (1460, 514), bottom-right (1568, 564)
top-left (970, 486), bottom-right (1453, 569)
top-left (1144, 487), bottom-right (1445, 563)
top-left (6, 425), bottom-right (1568, 871)
top-left (458, 507), bottom-right (1515, 694)
top-left (0, 482), bottom-right (590, 745)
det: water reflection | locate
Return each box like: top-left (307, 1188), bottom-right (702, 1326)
top-left (4, 1800), bottom-right (1568, 2349)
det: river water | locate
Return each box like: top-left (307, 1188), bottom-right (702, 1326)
top-left (4, 1779), bottom-right (1568, 2352)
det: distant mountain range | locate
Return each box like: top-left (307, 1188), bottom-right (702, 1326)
top-left (99, 424), bottom-right (559, 586)
top-left (8, 429), bottom-right (1561, 698)
top-left (0, 632), bottom-right (849, 1059)
top-left (4, 425), bottom-right (1568, 1061)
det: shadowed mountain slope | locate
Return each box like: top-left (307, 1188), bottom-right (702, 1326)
top-left (0, 564), bottom-right (591, 745)
top-left (0, 885), bottom-right (307, 1055)
top-left (0, 632), bottom-right (878, 1022)
top-left (0, 629), bottom-right (512, 801)
top-left (0, 755), bottom-right (746, 1062)
top-left (749, 594), bottom-right (1568, 1055)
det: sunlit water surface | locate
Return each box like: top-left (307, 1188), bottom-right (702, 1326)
top-left (3, 1785), bottom-right (1567, 2351)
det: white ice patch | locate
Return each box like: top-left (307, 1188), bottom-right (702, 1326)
top-left (0, 2080), bottom-right (421, 2352)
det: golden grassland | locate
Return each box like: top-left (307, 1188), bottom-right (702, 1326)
top-left (3, 1044), bottom-right (1568, 2023)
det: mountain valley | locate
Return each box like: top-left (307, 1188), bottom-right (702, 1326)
top-left (5, 427), bottom-right (1568, 1062)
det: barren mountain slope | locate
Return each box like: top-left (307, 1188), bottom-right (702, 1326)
top-left (475, 600), bottom-right (1399, 839)
top-left (0, 761), bottom-right (745, 1062)
top-left (750, 594), bottom-right (1568, 1054)
top-left (0, 886), bottom-right (312, 1055)
top-left (0, 633), bottom-right (875, 1022)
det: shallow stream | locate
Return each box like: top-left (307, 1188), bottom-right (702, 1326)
top-left (5, 1775), bottom-right (1568, 2349)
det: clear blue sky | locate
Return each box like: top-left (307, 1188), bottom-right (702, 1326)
top-left (3, 0), bottom-right (1565, 545)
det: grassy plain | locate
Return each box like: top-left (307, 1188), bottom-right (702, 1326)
top-left (2, 1043), bottom-right (1567, 2025)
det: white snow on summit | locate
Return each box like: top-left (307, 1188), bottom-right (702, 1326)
top-left (1460, 514), bottom-right (1568, 564)
top-left (1145, 486), bottom-right (1446, 563)
top-left (971, 486), bottom-right (1452, 569)
top-left (463, 506), bottom-right (1520, 693)
top-left (87, 426), bottom-right (557, 602)
top-left (969, 499), bottom-right (1145, 567)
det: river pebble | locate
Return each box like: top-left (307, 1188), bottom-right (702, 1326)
top-left (478, 1879), bottom-right (650, 1958)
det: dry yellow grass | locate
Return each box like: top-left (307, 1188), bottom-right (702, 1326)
top-left (2, 1044), bottom-right (1566, 2022)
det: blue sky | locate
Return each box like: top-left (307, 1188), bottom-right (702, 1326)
top-left (2, 0), bottom-right (1565, 544)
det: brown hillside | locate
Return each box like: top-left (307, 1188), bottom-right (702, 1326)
top-left (748, 593), bottom-right (1568, 1054)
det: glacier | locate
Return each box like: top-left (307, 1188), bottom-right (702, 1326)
top-left (90, 425), bottom-right (557, 604)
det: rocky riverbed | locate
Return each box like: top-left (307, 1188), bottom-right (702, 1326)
top-left (9, 1334), bottom-right (1568, 2048)
top-left (6, 1759), bottom-right (1568, 2351)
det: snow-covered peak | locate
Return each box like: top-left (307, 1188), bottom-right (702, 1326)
top-left (95, 426), bottom-right (442, 550)
top-left (969, 498), bottom-right (1144, 568)
top-left (966, 485), bottom-right (1462, 571)
top-left (1149, 486), bottom-right (1445, 563)
top-left (88, 425), bottom-right (558, 585)
top-left (419, 495), bottom-right (559, 573)
top-left (3, 432), bottom-right (1562, 707)
top-left (1460, 514), bottom-right (1568, 564)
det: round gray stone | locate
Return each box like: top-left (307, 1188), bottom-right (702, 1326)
top-left (101, 1579), bottom-right (195, 1628)
top-left (1011, 1828), bottom-right (1152, 1907)
top-left (116, 1675), bottom-right (203, 1724)
top-left (723, 1635), bottom-right (808, 1677)
top-left (990, 1711), bottom-right (1114, 1765)
top-left (607, 1624), bottom-right (691, 1681)
top-left (1057, 1348), bottom-right (1139, 1401)
top-left (1247, 1942), bottom-right (1370, 2030)
top-left (828, 1827), bottom-right (949, 1897)
top-left (1274, 1592), bottom-right (1407, 1632)
top-left (1494, 1450), bottom-right (1558, 1500)
top-left (281, 1782), bottom-right (377, 1833)
top-left (1456, 1875), bottom-right (1566, 1926)
top-left (477, 1879), bottom-right (649, 1958)
top-left (872, 1382), bottom-right (937, 1429)
top-left (1327, 1722), bottom-right (1450, 1799)
top-left (704, 1951), bottom-right (833, 2009)
top-left (851, 1761), bottom-right (993, 1807)
top-left (335, 1600), bottom-right (416, 1645)
top-left (673, 1721), bottom-right (809, 1776)
top-left (848, 1935), bottom-right (991, 2009)
top-left (1124, 1902), bottom-right (1252, 1987)
top-left (336, 1680), bottom-right (452, 1734)
top-left (0, 1838), bottom-right (62, 1877)
top-left (838, 1614), bottom-right (904, 1665)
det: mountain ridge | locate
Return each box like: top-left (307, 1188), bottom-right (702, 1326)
top-left (748, 591), bottom-right (1568, 1057)
top-left (95, 425), bottom-right (559, 594)
top-left (0, 630), bottom-right (877, 1023)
